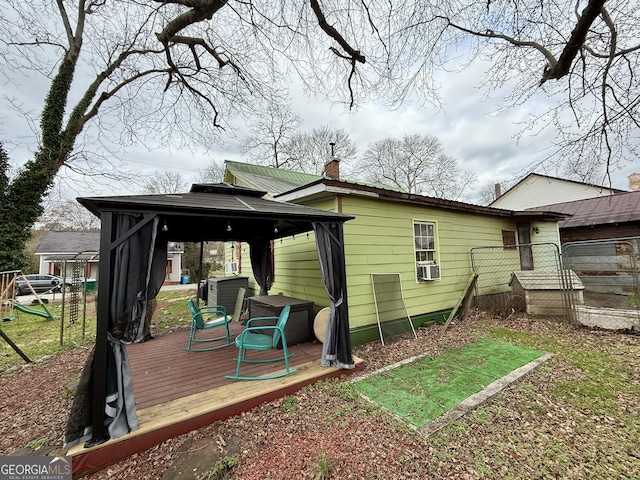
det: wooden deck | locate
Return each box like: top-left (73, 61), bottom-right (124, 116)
top-left (129, 323), bottom-right (325, 409)
top-left (68, 325), bottom-right (363, 475)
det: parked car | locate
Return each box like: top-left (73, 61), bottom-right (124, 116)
top-left (14, 274), bottom-right (73, 296)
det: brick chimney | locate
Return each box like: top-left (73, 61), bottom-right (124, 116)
top-left (324, 158), bottom-right (340, 180)
top-left (324, 142), bottom-right (340, 179)
top-left (629, 173), bottom-right (640, 191)
top-left (494, 183), bottom-right (502, 199)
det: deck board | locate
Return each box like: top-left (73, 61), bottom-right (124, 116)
top-left (68, 325), bottom-right (363, 476)
top-left (127, 324), bottom-right (323, 409)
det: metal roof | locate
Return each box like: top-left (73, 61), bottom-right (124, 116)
top-left (77, 183), bottom-right (353, 243)
top-left (225, 161), bottom-right (322, 195)
top-left (225, 160), bottom-right (406, 195)
top-left (528, 190), bottom-right (640, 228)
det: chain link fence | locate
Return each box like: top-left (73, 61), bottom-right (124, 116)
top-left (470, 243), bottom-right (577, 322)
top-left (563, 238), bottom-right (640, 330)
top-left (469, 239), bottom-right (640, 331)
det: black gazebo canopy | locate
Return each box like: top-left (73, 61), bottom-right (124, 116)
top-left (78, 183), bottom-right (351, 242)
top-left (68, 183), bottom-right (354, 448)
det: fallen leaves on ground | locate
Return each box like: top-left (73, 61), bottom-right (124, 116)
top-left (1, 311), bottom-right (639, 479)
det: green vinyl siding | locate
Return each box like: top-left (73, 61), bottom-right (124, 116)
top-left (339, 195), bottom-right (533, 329)
top-left (267, 197), bottom-right (336, 307)
top-left (232, 191), bottom-right (560, 340)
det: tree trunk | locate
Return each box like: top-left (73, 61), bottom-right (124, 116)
top-left (0, 55), bottom-right (80, 271)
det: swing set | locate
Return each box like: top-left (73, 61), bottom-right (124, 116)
top-left (1, 262), bottom-right (96, 363)
top-left (1, 270), bottom-right (58, 363)
top-left (1, 270), bottom-right (56, 321)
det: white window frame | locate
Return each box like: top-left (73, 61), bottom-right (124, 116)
top-left (413, 220), bottom-right (440, 282)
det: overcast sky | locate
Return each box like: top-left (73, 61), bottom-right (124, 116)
top-left (2, 51), bottom-right (637, 206)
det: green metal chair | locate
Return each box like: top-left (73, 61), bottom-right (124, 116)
top-left (225, 304), bottom-right (296, 380)
top-left (184, 298), bottom-right (233, 351)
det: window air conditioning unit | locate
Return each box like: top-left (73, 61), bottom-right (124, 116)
top-left (418, 263), bottom-right (441, 281)
top-left (225, 262), bottom-right (239, 274)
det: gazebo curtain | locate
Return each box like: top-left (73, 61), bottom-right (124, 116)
top-left (65, 214), bottom-right (167, 445)
top-left (313, 222), bottom-right (354, 369)
top-left (249, 238), bottom-right (273, 296)
top-left (106, 214), bottom-right (167, 438)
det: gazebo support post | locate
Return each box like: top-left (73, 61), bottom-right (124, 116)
top-left (86, 211), bottom-right (113, 447)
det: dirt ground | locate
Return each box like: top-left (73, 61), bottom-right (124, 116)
top-left (583, 290), bottom-right (637, 309)
top-left (1, 312), bottom-right (638, 479)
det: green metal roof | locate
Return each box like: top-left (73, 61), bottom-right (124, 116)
top-left (225, 161), bottom-right (322, 195)
top-left (224, 160), bottom-right (406, 195)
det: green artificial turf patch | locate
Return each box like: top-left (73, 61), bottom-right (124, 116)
top-left (355, 337), bottom-right (544, 427)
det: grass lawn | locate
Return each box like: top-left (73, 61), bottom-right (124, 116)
top-left (0, 288), bottom-right (196, 370)
top-left (424, 323), bottom-right (640, 479)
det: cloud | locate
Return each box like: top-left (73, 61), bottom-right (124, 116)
top-left (2, 45), bottom-right (636, 202)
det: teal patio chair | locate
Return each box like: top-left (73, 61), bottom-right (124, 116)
top-left (184, 298), bottom-right (233, 351)
top-left (225, 304), bottom-right (296, 380)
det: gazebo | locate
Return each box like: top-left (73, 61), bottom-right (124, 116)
top-left (67, 183), bottom-right (354, 449)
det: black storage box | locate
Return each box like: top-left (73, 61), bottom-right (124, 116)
top-left (247, 295), bottom-right (314, 347)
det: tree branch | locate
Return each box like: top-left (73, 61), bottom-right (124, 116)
top-left (61, 47), bottom-right (166, 161)
top-left (55, 0), bottom-right (75, 46)
top-left (440, 16), bottom-right (558, 70)
top-left (309, 0), bottom-right (365, 64)
top-left (154, 0), bottom-right (229, 44)
top-left (541, 0), bottom-right (608, 84)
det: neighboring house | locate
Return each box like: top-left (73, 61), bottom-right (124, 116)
top-left (35, 231), bottom-right (185, 283)
top-left (490, 173), bottom-right (624, 210)
top-left (225, 160), bottom-right (565, 345)
top-left (528, 190), bottom-right (640, 243)
top-left (530, 190), bottom-right (640, 298)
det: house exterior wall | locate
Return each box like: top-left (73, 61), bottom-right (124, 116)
top-left (224, 180), bottom-right (563, 344)
top-left (339, 196), bottom-right (536, 332)
top-left (38, 257), bottom-right (99, 280)
top-left (39, 254), bottom-right (180, 282)
top-left (168, 253), bottom-right (182, 282)
top-left (530, 221), bottom-right (561, 245)
top-left (491, 175), bottom-right (617, 210)
top-left (236, 194), bottom-right (561, 345)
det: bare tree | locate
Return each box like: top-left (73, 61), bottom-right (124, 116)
top-left (242, 100), bottom-right (301, 168)
top-left (198, 159), bottom-right (226, 184)
top-left (0, 1), bottom-right (369, 269)
top-left (359, 134), bottom-right (476, 201)
top-left (370, 0), bottom-right (640, 184)
top-left (283, 126), bottom-right (358, 175)
top-left (38, 200), bottom-right (101, 231)
top-left (142, 171), bottom-right (188, 194)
